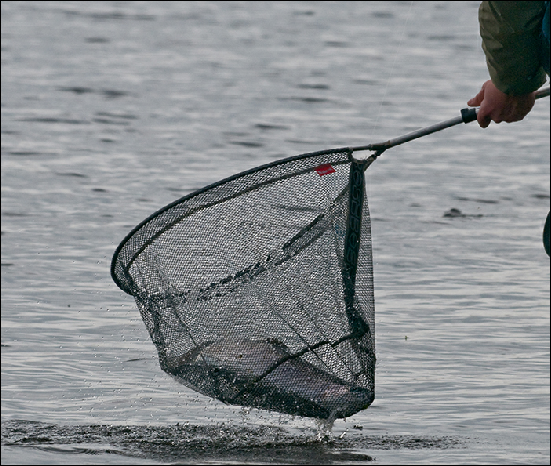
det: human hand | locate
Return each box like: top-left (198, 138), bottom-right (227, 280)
top-left (467, 80), bottom-right (536, 128)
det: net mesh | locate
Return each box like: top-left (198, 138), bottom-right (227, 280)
top-left (111, 148), bottom-right (376, 420)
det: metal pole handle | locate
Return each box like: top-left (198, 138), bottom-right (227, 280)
top-left (352, 87), bottom-right (550, 154)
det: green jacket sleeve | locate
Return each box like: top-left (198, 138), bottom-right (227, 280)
top-left (479, 1), bottom-right (547, 95)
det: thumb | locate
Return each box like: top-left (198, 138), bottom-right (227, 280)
top-left (467, 88), bottom-right (484, 107)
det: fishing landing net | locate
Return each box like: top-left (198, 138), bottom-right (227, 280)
top-left (111, 148), bottom-right (376, 420)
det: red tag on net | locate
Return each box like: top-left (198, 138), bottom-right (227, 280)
top-left (315, 164), bottom-right (336, 176)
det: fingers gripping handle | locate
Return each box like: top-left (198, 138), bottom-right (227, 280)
top-left (461, 86), bottom-right (550, 124)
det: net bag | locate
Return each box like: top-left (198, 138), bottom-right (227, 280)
top-left (111, 148), bottom-right (376, 420)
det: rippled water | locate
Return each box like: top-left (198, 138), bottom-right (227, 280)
top-left (2, 1), bottom-right (549, 464)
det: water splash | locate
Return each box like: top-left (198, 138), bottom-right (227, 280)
top-left (315, 417), bottom-right (336, 443)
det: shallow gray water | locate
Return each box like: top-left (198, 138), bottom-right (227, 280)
top-left (1, 1), bottom-right (549, 464)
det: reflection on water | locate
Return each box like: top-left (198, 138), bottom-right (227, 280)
top-left (2, 420), bottom-right (464, 464)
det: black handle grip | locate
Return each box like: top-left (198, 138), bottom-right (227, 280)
top-left (461, 107), bottom-right (477, 124)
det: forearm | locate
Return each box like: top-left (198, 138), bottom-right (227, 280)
top-left (479, 1), bottom-right (547, 95)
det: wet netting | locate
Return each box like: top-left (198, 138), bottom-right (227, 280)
top-left (111, 148), bottom-right (376, 420)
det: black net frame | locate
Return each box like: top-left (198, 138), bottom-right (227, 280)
top-left (111, 147), bottom-right (376, 420)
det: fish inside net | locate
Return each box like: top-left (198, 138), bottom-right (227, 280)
top-left (111, 148), bottom-right (376, 420)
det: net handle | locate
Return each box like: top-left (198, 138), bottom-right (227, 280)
top-left (351, 86), bottom-right (550, 155)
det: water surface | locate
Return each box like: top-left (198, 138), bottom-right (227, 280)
top-left (2, 1), bottom-right (549, 464)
